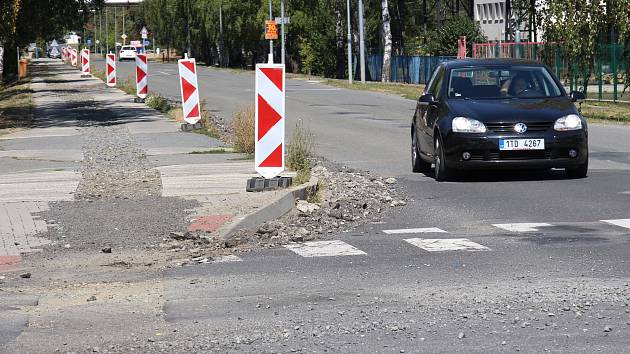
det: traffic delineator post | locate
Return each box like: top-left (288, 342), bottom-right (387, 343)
top-left (254, 63), bottom-right (285, 179)
top-left (177, 56), bottom-right (202, 125)
top-left (70, 48), bottom-right (78, 67)
top-left (80, 49), bottom-right (91, 77)
top-left (106, 53), bottom-right (117, 87)
top-left (135, 54), bottom-right (148, 101)
top-left (61, 47), bottom-right (67, 62)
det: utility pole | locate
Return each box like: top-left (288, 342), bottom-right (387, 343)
top-left (99, 11), bottom-right (102, 54)
top-left (281, 0), bottom-right (285, 65)
top-left (358, 0), bottom-right (366, 83)
top-left (219, 2), bottom-right (224, 66)
top-left (93, 10), bottom-right (97, 53)
top-left (122, 7), bottom-right (125, 45)
top-left (114, 7), bottom-right (117, 51)
top-left (105, 7), bottom-right (109, 53)
top-left (268, 0), bottom-right (274, 63)
top-left (346, 0), bottom-right (352, 84)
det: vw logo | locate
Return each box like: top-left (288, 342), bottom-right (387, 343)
top-left (514, 123), bottom-right (528, 134)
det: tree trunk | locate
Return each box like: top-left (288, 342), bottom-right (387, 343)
top-left (335, 1), bottom-right (345, 79)
top-left (381, 0), bottom-right (393, 82)
top-left (2, 40), bottom-right (18, 82)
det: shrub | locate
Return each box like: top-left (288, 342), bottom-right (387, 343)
top-left (287, 120), bottom-right (314, 184)
top-left (231, 105), bottom-right (255, 154)
top-left (145, 93), bottom-right (172, 113)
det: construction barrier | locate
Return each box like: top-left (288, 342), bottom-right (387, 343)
top-left (135, 54), bottom-right (148, 99)
top-left (70, 49), bottom-right (78, 67)
top-left (106, 53), bottom-right (117, 87)
top-left (81, 49), bottom-right (91, 76)
top-left (177, 57), bottom-right (202, 124)
top-left (254, 64), bottom-right (285, 179)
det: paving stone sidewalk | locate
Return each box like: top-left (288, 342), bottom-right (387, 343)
top-left (0, 58), bottom-right (284, 272)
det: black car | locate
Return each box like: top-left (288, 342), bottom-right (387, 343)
top-left (411, 59), bottom-right (588, 181)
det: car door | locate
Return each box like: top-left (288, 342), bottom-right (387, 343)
top-left (418, 66), bottom-right (445, 155)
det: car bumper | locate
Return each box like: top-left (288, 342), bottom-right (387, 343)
top-left (444, 130), bottom-right (588, 170)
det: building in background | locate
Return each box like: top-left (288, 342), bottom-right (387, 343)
top-left (474, 0), bottom-right (544, 42)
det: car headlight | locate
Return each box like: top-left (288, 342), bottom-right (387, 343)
top-left (554, 114), bottom-right (583, 131)
top-left (452, 117), bottom-right (487, 133)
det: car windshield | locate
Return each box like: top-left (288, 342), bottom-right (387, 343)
top-left (448, 66), bottom-right (563, 100)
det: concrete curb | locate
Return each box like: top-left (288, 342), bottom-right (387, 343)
top-left (221, 176), bottom-right (319, 240)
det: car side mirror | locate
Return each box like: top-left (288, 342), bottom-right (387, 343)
top-left (570, 91), bottom-right (586, 103)
top-left (419, 93), bottom-right (437, 106)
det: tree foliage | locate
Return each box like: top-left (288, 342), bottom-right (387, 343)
top-left (425, 16), bottom-right (486, 56)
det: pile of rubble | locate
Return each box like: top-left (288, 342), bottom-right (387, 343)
top-left (221, 162), bottom-right (407, 251)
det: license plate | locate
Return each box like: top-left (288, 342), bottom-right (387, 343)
top-left (499, 139), bottom-right (545, 151)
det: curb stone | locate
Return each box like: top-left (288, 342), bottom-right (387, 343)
top-left (220, 176), bottom-right (319, 240)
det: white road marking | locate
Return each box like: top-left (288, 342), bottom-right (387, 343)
top-left (601, 219), bottom-right (630, 230)
top-left (492, 223), bottom-right (552, 232)
top-left (158, 71), bottom-right (172, 76)
top-left (383, 227), bottom-right (447, 235)
top-left (405, 238), bottom-right (491, 252)
top-left (290, 88), bottom-right (340, 91)
top-left (621, 191), bottom-right (630, 195)
top-left (284, 240), bottom-right (367, 257)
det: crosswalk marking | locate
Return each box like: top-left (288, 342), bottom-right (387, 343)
top-left (601, 219), bottom-right (630, 230)
top-left (284, 240), bottom-right (367, 257)
top-left (492, 223), bottom-right (552, 232)
top-left (383, 227), bottom-right (447, 235)
top-left (405, 238), bottom-right (491, 252)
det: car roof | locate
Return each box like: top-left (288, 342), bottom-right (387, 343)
top-left (442, 58), bottom-right (546, 69)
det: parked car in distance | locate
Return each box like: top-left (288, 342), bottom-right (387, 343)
top-left (411, 59), bottom-right (588, 181)
top-left (119, 46), bottom-right (137, 61)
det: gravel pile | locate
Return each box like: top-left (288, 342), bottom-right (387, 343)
top-left (75, 125), bottom-right (161, 200)
top-left (194, 160), bottom-right (407, 252)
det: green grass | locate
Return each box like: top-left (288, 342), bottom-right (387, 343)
top-left (579, 101), bottom-right (630, 124)
top-left (228, 154), bottom-right (255, 161)
top-left (189, 148), bottom-right (234, 154)
top-left (0, 79), bottom-right (33, 136)
top-left (324, 79), bottom-right (425, 100)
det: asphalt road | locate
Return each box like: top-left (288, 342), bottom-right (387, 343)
top-left (57, 59), bottom-right (630, 351)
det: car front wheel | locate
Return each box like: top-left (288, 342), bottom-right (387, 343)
top-left (566, 156), bottom-right (588, 179)
top-left (434, 135), bottom-right (454, 182)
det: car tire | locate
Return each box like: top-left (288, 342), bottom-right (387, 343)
top-left (434, 134), bottom-right (454, 182)
top-left (411, 130), bottom-right (431, 173)
top-left (565, 158), bottom-right (588, 179)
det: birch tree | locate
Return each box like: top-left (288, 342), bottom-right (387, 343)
top-left (380, 0), bottom-right (392, 82)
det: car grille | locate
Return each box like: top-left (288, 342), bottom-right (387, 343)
top-left (485, 122), bottom-right (552, 133)
top-left (467, 150), bottom-right (553, 161)
top-left (488, 150), bottom-right (552, 160)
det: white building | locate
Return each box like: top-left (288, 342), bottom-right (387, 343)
top-left (474, 0), bottom-right (544, 42)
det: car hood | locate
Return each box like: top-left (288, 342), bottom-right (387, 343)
top-left (446, 98), bottom-right (577, 123)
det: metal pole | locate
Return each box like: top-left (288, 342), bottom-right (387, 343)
top-left (358, 0), bottom-right (366, 83)
top-left (346, 0), bottom-right (353, 84)
top-left (114, 7), bottom-right (117, 52)
top-left (122, 7), bottom-right (125, 46)
top-left (281, 0), bottom-right (285, 65)
top-left (105, 7), bottom-right (109, 54)
top-left (94, 11), bottom-right (97, 53)
top-left (268, 0), bottom-right (273, 63)
top-left (99, 11), bottom-right (102, 54)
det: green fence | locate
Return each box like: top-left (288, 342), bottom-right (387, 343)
top-left (473, 42), bottom-right (630, 102)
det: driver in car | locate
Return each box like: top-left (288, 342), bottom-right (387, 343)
top-left (501, 74), bottom-right (529, 97)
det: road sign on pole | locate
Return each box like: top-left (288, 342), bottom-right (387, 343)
top-left (81, 49), bottom-right (91, 77)
top-left (255, 64), bottom-right (285, 179)
top-left (177, 57), bottom-right (202, 124)
top-left (135, 54), bottom-right (148, 100)
top-left (141, 26), bottom-right (148, 39)
top-left (106, 53), bottom-right (117, 87)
